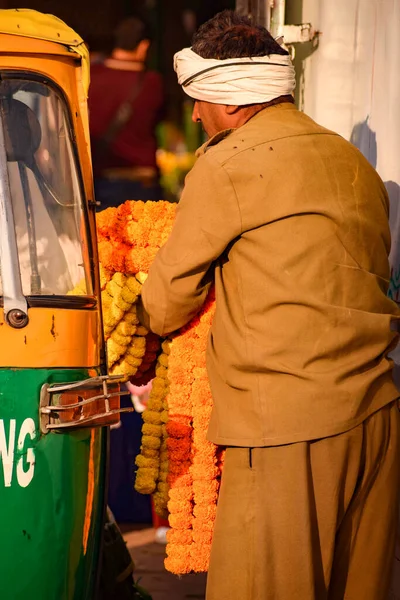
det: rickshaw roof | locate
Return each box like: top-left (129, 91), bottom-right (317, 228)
top-left (0, 9), bottom-right (89, 95)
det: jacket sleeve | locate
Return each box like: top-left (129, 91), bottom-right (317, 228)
top-left (138, 153), bottom-right (242, 336)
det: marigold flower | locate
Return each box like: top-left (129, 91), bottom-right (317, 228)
top-left (153, 493), bottom-right (169, 520)
top-left (110, 359), bottom-right (137, 378)
top-left (141, 447), bottom-right (159, 459)
top-left (189, 545), bottom-right (211, 573)
top-left (135, 469), bottom-right (157, 495)
top-left (155, 365), bottom-right (168, 379)
top-left (167, 460), bottom-right (192, 478)
top-left (124, 308), bottom-right (139, 325)
top-left (110, 330), bottom-right (131, 347)
top-left (161, 340), bottom-right (171, 355)
top-left (126, 346), bottom-right (146, 361)
top-left (166, 529), bottom-right (193, 546)
top-left (168, 513), bottom-right (192, 530)
top-left (169, 487), bottom-right (193, 502)
top-left (157, 481), bottom-right (170, 494)
top-left (192, 529), bottom-right (213, 545)
top-left (135, 455), bottom-right (160, 470)
top-left (158, 354), bottom-right (169, 368)
top-left (164, 555), bottom-right (192, 576)
top-left (166, 421), bottom-right (192, 438)
top-left (143, 410), bottom-right (163, 425)
top-left (167, 499), bottom-right (192, 515)
top-left (119, 315), bottom-right (137, 332)
top-left (124, 355), bottom-right (142, 368)
top-left (142, 423), bottom-right (163, 437)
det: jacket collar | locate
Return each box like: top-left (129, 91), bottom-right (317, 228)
top-left (195, 102), bottom-right (297, 157)
top-left (196, 128), bottom-right (234, 157)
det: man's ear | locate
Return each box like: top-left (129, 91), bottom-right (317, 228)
top-left (225, 105), bottom-right (241, 115)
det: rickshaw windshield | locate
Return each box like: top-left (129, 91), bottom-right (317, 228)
top-left (0, 76), bottom-right (92, 298)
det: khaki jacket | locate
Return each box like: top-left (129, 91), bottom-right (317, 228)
top-left (140, 103), bottom-right (400, 446)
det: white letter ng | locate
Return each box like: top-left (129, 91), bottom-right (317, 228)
top-left (16, 418), bottom-right (36, 488)
top-left (0, 419), bottom-right (16, 487)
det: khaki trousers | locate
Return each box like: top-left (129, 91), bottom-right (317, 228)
top-left (206, 402), bottom-right (400, 600)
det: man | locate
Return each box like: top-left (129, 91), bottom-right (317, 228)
top-left (138, 10), bottom-right (400, 600)
top-left (89, 16), bottom-right (164, 208)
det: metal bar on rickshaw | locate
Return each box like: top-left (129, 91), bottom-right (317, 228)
top-left (45, 407), bottom-right (133, 430)
top-left (46, 374), bottom-right (124, 393)
top-left (0, 97), bottom-right (28, 322)
top-left (41, 389), bottom-right (128, 412)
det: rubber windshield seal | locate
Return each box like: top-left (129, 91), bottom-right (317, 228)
top-left (0, 295), bottom-right (97, 310)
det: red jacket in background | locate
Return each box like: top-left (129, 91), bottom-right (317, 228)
top-left (88, 65), bottom-right (164, 176)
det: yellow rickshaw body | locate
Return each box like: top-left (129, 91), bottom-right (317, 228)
top-left (0, 11), bottom-right (100, 368)
top-left (0, 11), bottom-right (116, 600)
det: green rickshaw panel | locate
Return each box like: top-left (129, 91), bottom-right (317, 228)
top-left (0, 368), bottom-right (106, 600)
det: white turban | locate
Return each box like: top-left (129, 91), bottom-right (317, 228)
top-left (174, 47), bottom-right (296, 106)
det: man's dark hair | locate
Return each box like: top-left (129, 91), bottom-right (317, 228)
top-left (114, 16), bottom-right (151, 51)
top-left (192, 10), bottom-right (288, 59)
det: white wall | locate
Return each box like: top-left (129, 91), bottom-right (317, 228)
top-left (294, 0), bottom-right (400, 289)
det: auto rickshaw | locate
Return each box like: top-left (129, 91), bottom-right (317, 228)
top-left (0, 9), bottom-right (129, 599)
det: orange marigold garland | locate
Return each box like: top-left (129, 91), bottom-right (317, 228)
top-left (188, 291), bottom-right (219, 573)
top-left (161, 289), bottom-right (222, 574)
top-left (164, 323), bottom-right (196, 574)
top-left (97, 201), bottom-right (175, 275)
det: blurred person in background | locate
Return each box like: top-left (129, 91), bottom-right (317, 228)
top-left (90, 17), bottom-right (162, 528)
top-left (89, 15), bottom-right (164, 209)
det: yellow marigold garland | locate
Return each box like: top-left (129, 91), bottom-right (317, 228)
top-left (70, 262), bottom-right (149, 381)
top-left (151, 340), bottom-right (171, 520)
top-left (134, 343), bottom-right (170, 496)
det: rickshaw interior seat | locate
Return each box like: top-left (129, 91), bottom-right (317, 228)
top-left (2, 98), bottom-right (42, 166)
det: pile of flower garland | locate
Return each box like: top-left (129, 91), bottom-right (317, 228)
top-left (96, 201), bottom-right (177, 382)
top-left (95, 201), bottom-right (223, 574)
